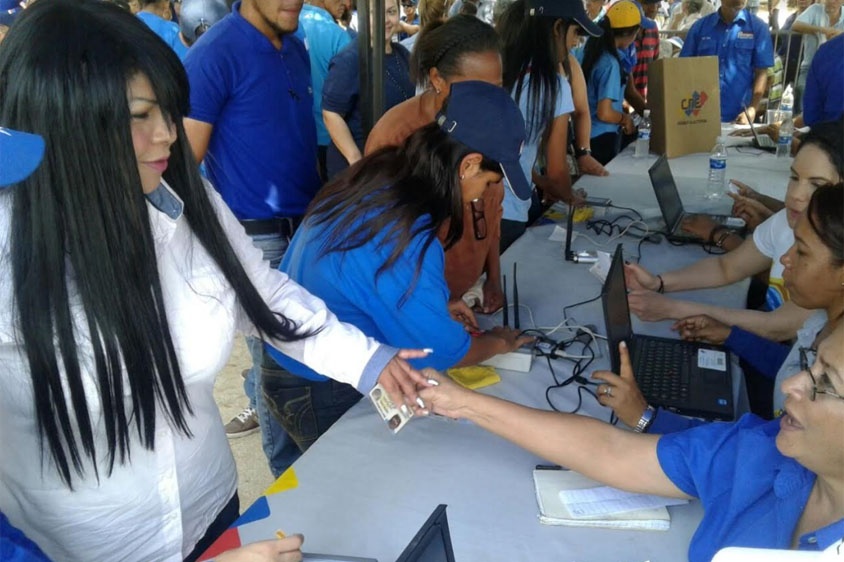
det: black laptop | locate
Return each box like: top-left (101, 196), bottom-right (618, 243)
top-left (396, 505), bottom-right (455, 562)
top-left (601, 245), bottom-right (734, 421)
top-left (648, 155), bottom-right (746, 244)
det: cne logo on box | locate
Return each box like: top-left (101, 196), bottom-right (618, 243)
top-left (679, 91), bottom-right (709, 117)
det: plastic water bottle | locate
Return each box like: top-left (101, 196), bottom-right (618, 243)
top-left (780, 84), bottom-right (794, 114)
top-left (705, 136), bottom-right (727, 200)
top-left (777, 115), bottom-right (793, 158)
top-left (634, 109), bottom-right (651, 158)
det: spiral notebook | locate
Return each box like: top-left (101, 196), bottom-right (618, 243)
top-left (532, 468), bottom-right (686, 531)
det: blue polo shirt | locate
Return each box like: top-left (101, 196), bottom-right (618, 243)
top-left (803, 34), bottom-right (844, 126)
top-left (586, 52), bottom-right (626, 138)
top-left (137, 11), bottom-right (189, 60)
top-left (658, 414), bottom-right (844, 562)
top-left (680, 9), bottom-right (773, 122)
top-left (184, 2), bottom-right (321, 220)
top-left (265, 210), bottom-right (471, 381)
top-left (298, 4), bottom-right (352, 146)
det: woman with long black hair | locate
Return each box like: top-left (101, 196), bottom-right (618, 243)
top-left (496, 0), bottom-right (601, 251)
top-left (0, 2), bottom-right (429, 561)
top-left (580, 0), bottom-right (641, 164)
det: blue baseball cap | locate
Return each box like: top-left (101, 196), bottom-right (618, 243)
top-left (526, 0), bottom-right (603, 37)
top-left (0, 128), bottom-right (45, 187)
top-left (436, 81), bottom-right (530, 201)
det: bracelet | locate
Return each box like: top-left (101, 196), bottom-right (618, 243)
top-left (656, 274), bottom-right (665, 294)
top-left (634, 405), bottom-right (657, 433)
top-left (708, 225), bottom-right (728, 245)
top-left (715, 229), bottom-right (732, 248)
top-left (574, 146), bottom-right (592, 158)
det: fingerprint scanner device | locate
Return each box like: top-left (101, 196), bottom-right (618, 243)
top-left (395, 505), bottom-right (456, 562)
top-left (742, 106), bottom-right (777, 152)
top-left (565, 207), bottom-right (598, 264)
top-left (648, 155), bottom-right (746, 244)
top-left (601, 244), bottom-right (734, 421)
top-left (481, 263), bottom-right (533, 372)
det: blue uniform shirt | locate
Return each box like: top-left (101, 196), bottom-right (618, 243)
top-left (586, 52), bottom-right (626, 138)
top-left (803, 34), bottom-right (844, 126)
top-left (1, 512), bottom-right (51, 562)
top-left (137, 11), bottom-right (189, 60)
top-left (265, 211), bottom-right (471, 381)
top-left (184, 2), bottom-right (321, 220)
top-left (658, 414), bottom-right (844, 562)
top-left (680, 9), bottom-right (773, 122)
top-left (298, 4), bottom-right (352, 146)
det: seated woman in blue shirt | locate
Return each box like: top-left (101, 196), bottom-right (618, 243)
top-left (263, 81), bottom-right (534, 452)
top-left (420, 320), bottom-right (844, 560)
top-left (595, 184), bottom-right (844, 433)
top-left (580, 0), bottom-right (640, 165)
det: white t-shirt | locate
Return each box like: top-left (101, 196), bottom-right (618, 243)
top-left (752, 209), bottom-right (793, 311)
top-left (795, 4), bottom-right (844, 69)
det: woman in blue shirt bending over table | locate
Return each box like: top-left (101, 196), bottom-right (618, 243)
top-left (420, 320), bottom-right (844, 560)
top-left (262, 81), bottom-right (533, 452)
top-left (580, 0), bottom-right (641, 165)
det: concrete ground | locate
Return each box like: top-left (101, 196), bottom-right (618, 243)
top-left (212, 338), bottom-right (275, 510)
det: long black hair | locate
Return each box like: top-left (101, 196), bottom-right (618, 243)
top-left (306, 122), bottom-right (499, 295)
top-left (410, 14), bottom-right (500, 88)
top-left (0, 0), bottom-right (306, 487)
top-left (797, 118), bottom-right (844, 180)
top-left (581, 16), bottom-right (637, 87)
top-left (497, 0), bottom-right (566, 143)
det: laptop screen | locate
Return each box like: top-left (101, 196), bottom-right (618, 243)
top-left (601, 244), bottom-right (634, 373)
top-left (395, 505), bottom-right (455, 562)
top-left (648, 155), bottom-right (684, 232)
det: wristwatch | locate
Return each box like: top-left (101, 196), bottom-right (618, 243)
top-left (634, 405), bottom-right (657, 433)
top-left (574, 146), bottom-right (592, 158)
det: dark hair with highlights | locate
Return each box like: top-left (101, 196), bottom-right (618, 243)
top-left (796, 118), bottom-right (844, 181)
top-left (306, 121), bottom-right (499, 296)
top-left (0, 0), bottom-right (307, 487)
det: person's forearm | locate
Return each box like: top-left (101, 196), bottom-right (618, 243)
top-left (748, 69), bottom-right (767, 114)
top-left (455, 334), bottom-right (510, 367)
top-left (724, 326), bottom-right (790, 379)
top-left (791, 21), bottom-right (824, 34)
top-left (484, 243), bottom-right (501, 285)
top-left (625, 78), bottom-right (647, 114)
top-left (648, 407), bottom-right (705, 434)
top-left (661, 255), bottom-right (735, 292)
top-left (455, 391), bottom-right (685, 497)
top-left (673, 300), bottom-right (812, 341)
top-left (573, 109), bottom-right (592, 152)
top-left (753, 192), bottom-right (785, 212)
top-left (323, 110), bottom-right (362, 165)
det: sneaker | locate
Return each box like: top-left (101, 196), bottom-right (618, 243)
top-left (225, 407), bottom-right (259, 439)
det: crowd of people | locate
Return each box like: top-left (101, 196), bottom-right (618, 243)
top-left (0, 0), bottom-right (842, 560)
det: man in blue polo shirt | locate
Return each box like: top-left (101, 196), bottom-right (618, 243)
top-left (297, 0), bottom-right (351, 180)
top-left (680, 0), bottom-right (773, 123)
top-left (183, 0), bottom-right (321, 476)
top-left (802, 34), bottom-right (844, 126)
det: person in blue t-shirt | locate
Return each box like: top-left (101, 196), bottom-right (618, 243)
top-left (136, 0), bottom-right (189, 59)
top-left (421, 321), bottom-right (844, 561)
top-left (679, 0), bottom-right (773, 123)
top-left (398, 0), bottom-right (419, 40)
top-left (581, 0), bottom-right (641, 165)
top-left (496, 0), bottom-right (601, 251)
top-left (262, 81), bottom-right (534, 452)
top-left (802, 34), bottom-right (844, 127)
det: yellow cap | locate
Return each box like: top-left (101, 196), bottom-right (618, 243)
top-left (606, 0), bottom-right (642, 28)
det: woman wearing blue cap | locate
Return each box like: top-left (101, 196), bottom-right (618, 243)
top-left (262, 81), bottom-right (534, 452)
top-left (496, 0), bottom-right (603, 251)
top-left (0, 1), bottom-right (433, 561)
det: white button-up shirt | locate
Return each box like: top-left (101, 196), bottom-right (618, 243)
top-left (0, 182), bottom-right (394, 562)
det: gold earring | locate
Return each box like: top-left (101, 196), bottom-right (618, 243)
top-left (460, 174), bottom-right (465, 180)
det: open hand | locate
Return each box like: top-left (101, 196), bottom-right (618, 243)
top-left (481, 277), bottom-right (504, 314)
top-left (215, 535), bottom-right (304, 562)
top-left (448, 299), bottom-right (480, 332)
top-left (627, 290), bottom-right (681, 322)
top-left (728, 192), bottom-right (773, 231)
top-left (624, 262), bottom-right (660, 292)
top-left (591, 341), bottom-right (649, 428)
top-left (417, 368), bottom-right (472, 419)
top-left (377, 350), bottom-right (435, 412)
top-left (680, 214), bottom-right (720, 241)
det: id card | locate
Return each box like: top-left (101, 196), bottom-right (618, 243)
top-left (698, 349), bottom-right (727, 372)
top-left (369, 383), bottom-right (413, 434)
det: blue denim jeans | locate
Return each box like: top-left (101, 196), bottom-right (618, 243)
top-left (244, 232), bottom-right (302, 477)
top-left (261, 353), bottom-right (363, 452)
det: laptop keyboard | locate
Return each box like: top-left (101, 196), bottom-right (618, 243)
top-left (634, 339), bottom-right (693, 403)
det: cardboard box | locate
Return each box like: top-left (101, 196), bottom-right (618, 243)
top-left (648, 56), bottom-right (721, 158)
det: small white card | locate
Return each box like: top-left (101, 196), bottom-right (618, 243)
top-left (697, 349), bottom-right (727, 372)
top-left (549, 225), bottom-right (574, 243)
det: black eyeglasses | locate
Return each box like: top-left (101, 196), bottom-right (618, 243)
top-left (470, 198), bottom-right (487, 241)
top-left (799, 346), bottom-right (844, 402)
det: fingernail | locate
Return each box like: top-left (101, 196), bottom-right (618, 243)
top-left (423, 348), bottom-right (434, 354)
top-left (416, 397), bottom-right (426, 409)
top-left (620, 341), bottom-right (627, 349)
top-left (427, 378), bottom-right (440, 386)
top-left (400, 404), bottom-right (411, 416)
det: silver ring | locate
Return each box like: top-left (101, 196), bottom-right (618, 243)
top-left (605, 386), bottom-right (612, 397)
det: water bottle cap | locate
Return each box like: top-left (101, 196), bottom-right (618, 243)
top-left (643, 109), bottom-right (650, 117)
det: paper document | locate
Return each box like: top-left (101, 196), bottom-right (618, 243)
top-left (558, 486), bottom-right (689, 518)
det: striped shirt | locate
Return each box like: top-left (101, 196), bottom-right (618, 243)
top-left (632, 18), bottom-right (660, 98)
